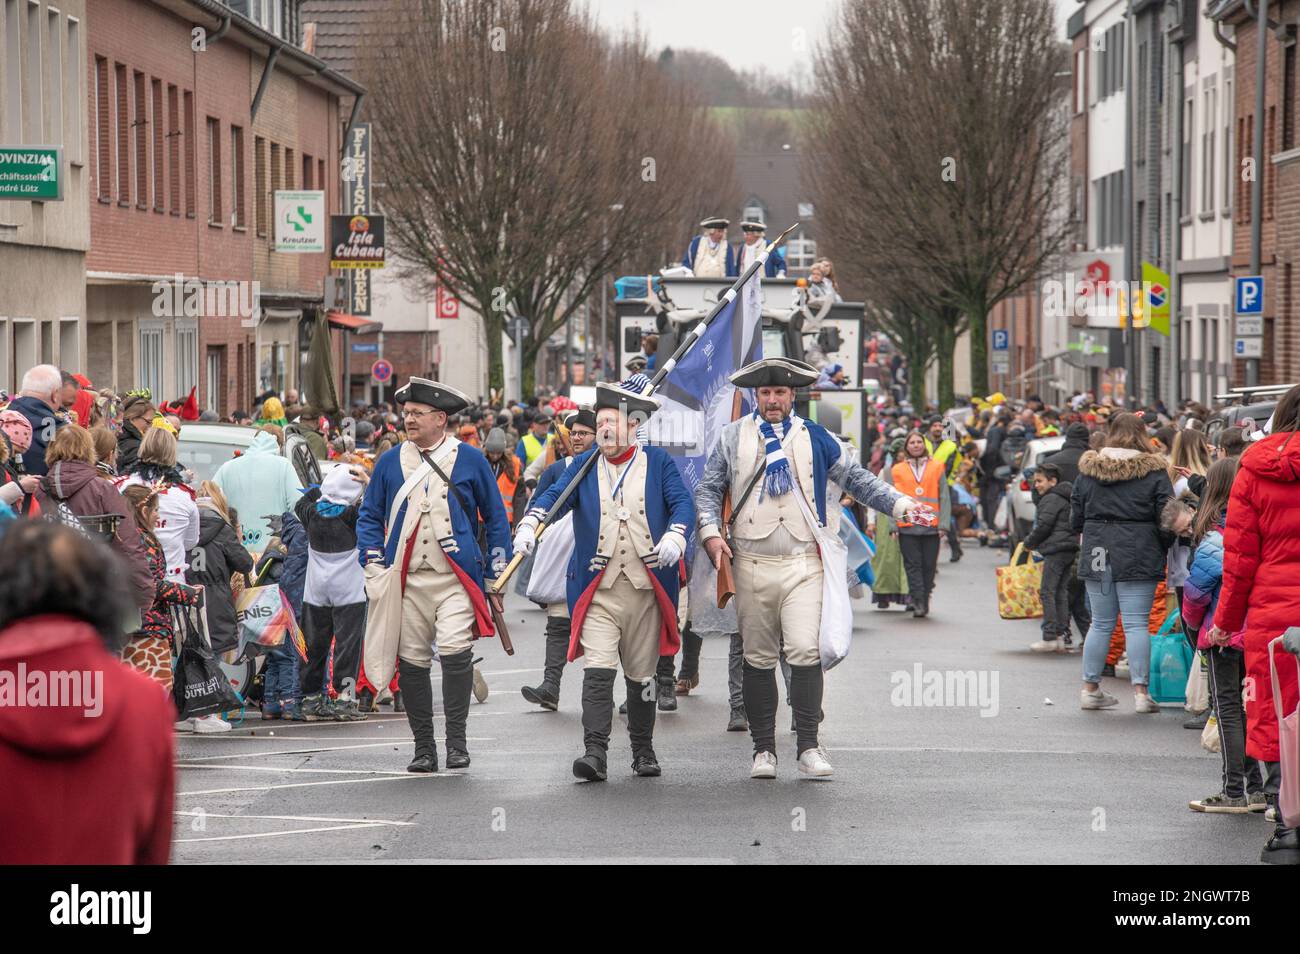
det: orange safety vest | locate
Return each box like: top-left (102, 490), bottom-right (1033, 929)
top-left (891, 458), bottom-right (943, 529)
top-left (496, 457), bottom-right (520, 521)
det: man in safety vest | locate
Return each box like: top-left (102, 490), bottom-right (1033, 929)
top-left (923, 415), bottom-right (964, 563)
top-left (485, 427), bottom-right (526, 529)
top-left (515, 408), bottom-right (553, 473)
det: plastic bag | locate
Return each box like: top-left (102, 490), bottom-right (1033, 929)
top-left (526, 513), bottom-right (574, 605)
top-left (173, 605), bottom-right (244, 719)
top-left (1200, 714), bottom-right (1221, 754)
top-left (1269, 637), bottom-right (1300, 828)
top-left (1148, 610), bottom-right (1192, 705)
top-left (1184, 651), bottom-right (1210, 714)
top-left (996, 543), bottom-right (1042, 619)
top-left (233, 584), bottom-right (306, 661)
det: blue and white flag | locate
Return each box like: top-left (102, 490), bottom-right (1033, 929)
top-left (646, 272), bottom-right (762, 632)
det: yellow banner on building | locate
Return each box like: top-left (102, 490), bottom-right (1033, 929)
top-left (1125, 262), bottom-right (1171, 336)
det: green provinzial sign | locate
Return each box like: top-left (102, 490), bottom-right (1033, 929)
top-left (0, 146), bottom-right (62, 201)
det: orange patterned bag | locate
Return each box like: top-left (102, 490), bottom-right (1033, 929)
top-left (996, 543), bottom-right (1043, 620)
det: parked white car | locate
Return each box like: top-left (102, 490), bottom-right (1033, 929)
top-left (1006, 435), bottom-right (1065, 548)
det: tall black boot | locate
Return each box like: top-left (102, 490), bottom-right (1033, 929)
top-left (574, 667), bottom-right (616, 781)
top-left (521, 615), bottom-right (569, 710)
top-left (677, 625), bottom-right (703, 691)
top-left (624, 676), bottom-right (661, 776)
top-left (742, 662), bottom-right (779, 757)
top-left (789, 663), bottom-right (825, 756)
top-left (655, 654), bottom-right (677, 711)
top-left (397, 657), bottom-right (437, 773)
top-left (439, 648), bottom-right (475, 768)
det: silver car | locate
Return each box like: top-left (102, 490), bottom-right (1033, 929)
top-left (1006, 435), bottom-right (1065, 548)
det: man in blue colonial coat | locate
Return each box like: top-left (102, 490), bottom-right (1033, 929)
top-left (356, 377), bottom-right (513, 774)
top-left (731, 219), bottom-right (787, 278)
top-left (512, 383), bottom-right (695, 782)
top-left (681, 216), bottom-right (736, 278)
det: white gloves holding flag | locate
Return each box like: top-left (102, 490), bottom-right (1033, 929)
top-left (892, 495), bottom-right (938, 527)
top-left (512, 516), bottom-right (540, 557)
top-left (654, 530), bottom-right (686, 569)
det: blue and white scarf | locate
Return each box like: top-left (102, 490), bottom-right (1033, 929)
top-left (755, 411), bottom-right (798, 500)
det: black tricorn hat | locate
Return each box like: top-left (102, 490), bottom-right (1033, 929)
top-left (572, 407), bottom-right (597, 431)
top-left (729, 358), bottom-right (819, 389)
top-left (393, 376), bottom-right (471, 415)
top-left (699, 216), bottom-right (729, 229)
top-left (594, 382), bottom-right (660, 419)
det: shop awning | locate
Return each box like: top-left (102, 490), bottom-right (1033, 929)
top-left (327, 310), bottom-right (382, 335)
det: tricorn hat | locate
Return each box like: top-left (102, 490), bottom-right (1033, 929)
top-left (571, 407), bottom-right (598, 431)
top-left (393, 376), bottom-right (470, 415)
top-left (729, 357), bottom-right (819, 389)
top-left (625, 353), bottom-right (648, 372)
top-left (739, 219), bottom-right (767, 233)
top-left (594, 382), bottom-right (660, 419)
top-left (699, 216), bottom-right (729, 230)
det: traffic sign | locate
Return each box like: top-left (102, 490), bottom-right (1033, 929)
top-left (1235, 337), bottom-right (1264, 359)
top-left (1236, 275), bottom-right (1264, 315)
top-left (1235, 317), bottom-right (1263, 337)
top-left (992, 329), bottom-right (1010, 351)
top-left (352, 342), bottom-right (379, 353)
top-left (991, 352), bottom-right (1010, 374)
top-left (371, 359), bottom-right (394, 383)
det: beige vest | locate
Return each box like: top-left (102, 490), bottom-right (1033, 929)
top-left (398, 439), bottom-right (460, 573)
top-left (732, 417), bottom-right (841, 540)
top-left (693, 238), bottom-right (727, 278)
top-left (595, 448), bottom-right (654, 590)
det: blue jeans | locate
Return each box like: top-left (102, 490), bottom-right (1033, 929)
top-left (1081, 578), bottom-right (1158, 686)
top-left (263, 643), bottom-right (301, 711)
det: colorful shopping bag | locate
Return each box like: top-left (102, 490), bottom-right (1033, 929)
top-left (232, 584), bottom-right (307, 662)
top-left (996, 543), bottom-right (1043, 619)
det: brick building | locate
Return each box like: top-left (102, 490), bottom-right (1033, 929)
top-left (1214, 0), bottom-right (1300, 388)
top-left (84, 0), bottom-right (362, 417)
top-left (0, 0), bottom-right (89, 392)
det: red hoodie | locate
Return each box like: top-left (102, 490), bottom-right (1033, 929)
top-left (0, 615), bottom-right (175, 864)
top-left (1216, 430), bottom-right (1300, 763)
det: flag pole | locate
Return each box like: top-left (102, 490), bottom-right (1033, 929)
top-left (490, 223), bottom-right (797, 595)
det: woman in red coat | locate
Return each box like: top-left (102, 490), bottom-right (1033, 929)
top-left (1212, 384), bottom-right (1300, 864)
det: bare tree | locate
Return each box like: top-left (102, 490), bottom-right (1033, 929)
top-left (806, 0), bottom-right (1070, 400)
top-left (363, 0), bottom-right (736, 394)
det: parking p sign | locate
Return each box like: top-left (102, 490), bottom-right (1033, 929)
top-left (1235, 275), bottom-right (1264, 315)
top-left (992, 329), bottom-right (1010, 351)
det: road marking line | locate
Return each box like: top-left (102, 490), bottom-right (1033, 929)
top-left (175, 823), bottom-right (393, 843)
top-left (174, 810), bottom-right (416, 826)
top-left (178, 763), bottom-right (417, 776)
top-left (178, 774), bottom-right (457, 796)
top-left (826, 746), bottom-right (1084, 755)
top-left (479, 667), bottom-right (541, 676)
top-left (179, 739), bottom-right (496, 761)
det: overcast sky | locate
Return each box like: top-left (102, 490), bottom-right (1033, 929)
top-left (585, 0), bottom-right (1079, 75)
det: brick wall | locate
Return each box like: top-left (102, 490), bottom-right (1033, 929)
top-left (86, 0), bottom-right (253, 282)
top-left (1228, 2), bottom-right (1300, 386)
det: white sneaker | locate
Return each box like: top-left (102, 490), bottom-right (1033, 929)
top-left (797, 746), bottom-right (834, 778)
top-left (1029, 639), bottom-right (1066, 653)
top-left (750, 751), bottom-right (778, 779)
top-left (1080, 688), bottom-right (1119, 710)
top-left (193, 714), bottom-right (232, 734)
top-left (1115, 653), bottom-right (1130, 676)
top-left (1266, 805), bottom-right (1279, 823)
top-left (1134, 694), bottom-right (1160, 714)
top-left (173, 719), bottom-right (195, 733)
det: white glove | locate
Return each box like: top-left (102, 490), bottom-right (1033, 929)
top-left (513, 520), bottom-right (538, 556)
top-left (654, 531), bottom-right (685, 568)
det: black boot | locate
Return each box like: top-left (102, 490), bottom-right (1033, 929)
top-left (357, 687), bottom-right (376, 712)
top-left (573, 667), bottom-right (615, 781)
top-left (1261, 817), bottom-right (1300, 865)
top-left (677, 625), bottom-right (703, 693)
top-left (439, 648), bottom-right (474, 769)
top-left (625, 676), bottom-right (661, 776)
top-left (521, 615), bottom-right (568, 710)
top-left (789, 663), bottom-right (825, 757)
top-left (742, 662), bottom-right (779, 757)
top-left (655, 654), bottom-right (678, 711)
top-left (397, 658), bottom-right (437, 773)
